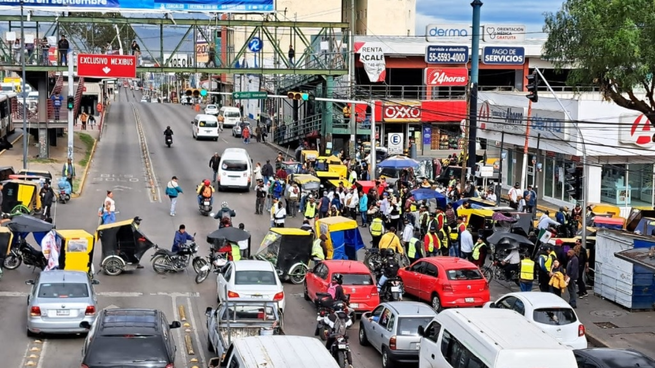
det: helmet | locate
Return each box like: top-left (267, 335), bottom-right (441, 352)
top-left (382, 248), bottom-right (395, 258)
top-left (333, 301), bottom-right (346, 312)
top-left (221, 201), bottom-right (228, 209)
top-left (203, 179), bottom-right (210, 186)
top-left (332, 274), bottom-right (343, 284)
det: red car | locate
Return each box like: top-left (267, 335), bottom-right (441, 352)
top-left (304, 260), bottom-right (380, 312)
top-left (397, 257), bottom-right (490, 311)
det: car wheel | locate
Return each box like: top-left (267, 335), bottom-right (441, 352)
top-left (382, 348), bottom-right (394, 368)
top-left (431, 293), bottom-right (442, 312)
top-left (303, 282), bottom-right (310, 301)
top-left (27, 328), bottom-right (36, 338)
top-left (358, 324), bottom-right (369, 346)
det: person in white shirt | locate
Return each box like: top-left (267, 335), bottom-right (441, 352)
top-left (486, 190), bottom-right (497, 203)
top-left (236, 223), bottom-right (251, 258)
top-left (501, 248), bottom-right (521, 282)
top-left (273, 201), bottom-right (286, 227)
top-left (508, 182), bottom-right (521, 209)
top-left (401, 219), bottom-right (414, 247)
top-left (104, 190), bottom-right (116, 211)
top-left (327, 189), bottom-right (335, 203)
top-left (537, 210), bottom-right (560, 230)
top-left (460, 228), bottom-right (474, 259)
top-left (346, 189), bottom-right (359, 219)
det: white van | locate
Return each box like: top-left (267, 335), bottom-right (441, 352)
top-left (192, 114), bottom-right (220, 140)
top-left (418, 309), bottom-right (577, 368)
top-left (219, 106), bottom-right (241, 128)
top-left (209, 336), bottom-right (340, 368)
top-left (217, 148), bottom-right (251, 191)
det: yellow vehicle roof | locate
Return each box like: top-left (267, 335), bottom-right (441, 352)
top-left (328, 179), bottom-right (351, 187)
top-left (6, 179), bottom-right (39, 187)
top-left (269, 228), bottom-right (312, 236)
top-left (458, 208), bottom-right (495, 217)
top-left (317, 155), bottom-right (342, 164)
top-left (97, 219), bottom-right (134, 231)
top-left (315, 171), bottom-right (341, 178)
top-left (292, 174), bottom-right (320, 184)
top-left (316, 216), bottom-right (359, 231)
top-left (57, 229), bottom-right (94, 239)
top-left (468, 198), bottom-right (497, 206)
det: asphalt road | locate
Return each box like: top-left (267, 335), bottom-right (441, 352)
top-left (0, 89), bottom-right (522, 368)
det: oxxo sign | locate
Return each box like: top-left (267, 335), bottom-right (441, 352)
top-left (383, 103), bottom-right (422, 122)
top-left (425, 68), bottom-right (468, 86)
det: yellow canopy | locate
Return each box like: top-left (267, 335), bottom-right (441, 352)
top-left (317, 155), bottom-right (342, 165)
top-left (315, 171), bottom-right (342, 179)
top-left (315, 216), bottom-right (361, 259)
top-left (56, 229), bottom-right (95, 273)
top-left (269, 227), bottom-right (312, 236)
top-left (292, 174), bottom-right (320, 185)
top-left (97, 218), bottom-right (134, 231)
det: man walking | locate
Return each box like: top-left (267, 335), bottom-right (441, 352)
top-left (524, 185), bottom-right (537, 215)
top-left (209, 153), bottom-right (220, 183)
top-left (286, 182), bottom-right (300, 217)
top-left (165, 176), bottom-right (183, 216)
top-left (62, 158), bottom-right (75, 190)
top-left (261, 160), bottom-right (274, 185)
top-left (255, 179), bottom-right (266, 215)
top-left (519, 254), bottom-right (535, 292)
top-left (51, 91), bottom-right (63, 120)
top-left (566, 249), bottom-right (579, 308)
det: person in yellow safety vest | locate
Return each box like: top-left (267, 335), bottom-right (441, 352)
top-left (438, 228), bottom-right (449, 256)
top-left (519, 255), bottom-right (535, 292)
top-left (370, 214), bottom-right (385, 249)
top-left (312, 234), bottom-right (327, 261)
top-left (378, 227), bottom-right (404, 254)
top-left (419, 206), bottom-right (430, 236)
top-left (230, 242), bottom-right (241, 261)
top-left (436, 209), bottom-right (446, 231)
top-left (423, 229), bottom-right (439, 257)
top-left (471, 238), bottom-right (487, 268)
top-left (538, 246), bottom-right (557, 292)
top-left (304, 196), bottom-right (317, 226)
top-left (407, 229), bottom-right (423, 263)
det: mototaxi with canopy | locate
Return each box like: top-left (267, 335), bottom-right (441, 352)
top-left (315, 216), bottom-right (364, 260)
top-left (254, 228), bottom-right (313, 284)
top-left (1, 180), bottom-right (42, 215)
top-left (96, 218), bottom-right (156, 276)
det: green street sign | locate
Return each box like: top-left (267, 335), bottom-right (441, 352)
top-left (233, 91), bottom-right (268, 99)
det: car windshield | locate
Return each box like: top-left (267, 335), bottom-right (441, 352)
top-left (533, 308), bottom-right (577, 326)
top-left (206, 105), bottom-right (217, 109)
top-left (222, 160), bottom-right (248, 171)
top-left (86, 336), bottom-right (168, 364)
top-left (225, 111), bottom-right (240, 118)
top-left (234, 270), bottom-right (277, 285)
top-left (341, 273), bottom-right (373, 285)
top-left (37, 283), bottom-right (89, 298)
top-left (446, 268), bottom-right (483, 281)
top-left (397, 317), bottom-right (434, 336)
top-left (198, 120), bottom-right (218, 128)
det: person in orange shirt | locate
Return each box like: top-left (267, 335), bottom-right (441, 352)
top-left (423, 229), bottom-right (439, 257)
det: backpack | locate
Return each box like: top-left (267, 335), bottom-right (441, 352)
top-left (202, 185), bottom-right (212, 198)
top-left (332, 314), bottom-right (347, 336)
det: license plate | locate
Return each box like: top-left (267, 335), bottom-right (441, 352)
top-left (56, 309), bottom-right (69, 316)
top-left (337, 344), bottom-right (347, 349)
top-left (349, 303), bottom-right (359, 308)
top-left (390, 286), bottom-right (401, 292)
top-left (205, 130), bottom-right (212, 133)
top-left (465, 298), bottom-right (474, 303)
top-left (251, 294), bottom-right (263, 298)
top-left (204, 201), bottom-right (210, 205)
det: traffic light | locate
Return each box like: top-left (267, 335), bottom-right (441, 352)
top-left (287, 91), bottom-right (315, 101)
top-left (185, 89), bottom-right (192, 96)
top-left (67, 96), bottom-right (74, 109)
top-left (526, 70), bottom-right (540, 103)
top-left (192, 89), bottom-right (200, 98)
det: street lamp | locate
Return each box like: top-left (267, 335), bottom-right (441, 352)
top-left (20, 0), bottom-right (28, 169)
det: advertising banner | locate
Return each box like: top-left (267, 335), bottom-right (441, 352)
top-left (425, 68), bottom-right (468, 86)
top-left (195, 34), bottom-right (208, 65)
top-left (388, 133), bottom-right (404, 155)
top-left (482, 46), bottom-right (525, 65)
top-left (357, 42), bottom-right (386, 83)
top-left (0, 0), bottom-right (274, 13)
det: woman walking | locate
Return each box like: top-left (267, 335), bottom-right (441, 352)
top-left (166, 176), bottom-right (183, 216)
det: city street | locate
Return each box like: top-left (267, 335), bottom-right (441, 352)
top-left (0, 90), bottom-right (595, 368)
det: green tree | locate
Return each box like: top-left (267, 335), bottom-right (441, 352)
top-left (543, 0), bottom-right (655, 118)
top-left (66, 13), bottom-right (137, 53)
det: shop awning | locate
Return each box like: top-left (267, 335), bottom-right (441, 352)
top-left (614, 248), bottom-right (655, 272)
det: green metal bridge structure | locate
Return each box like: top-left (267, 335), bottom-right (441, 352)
top-left (0, 14), bottom-right (363, 154)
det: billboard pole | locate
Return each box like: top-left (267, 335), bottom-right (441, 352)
top-left (67, 50), bottom-right (74, 162)
top-left (468, 0), bottom-right (483, 171)
top-left (20, 0), bottom-right (27, 169)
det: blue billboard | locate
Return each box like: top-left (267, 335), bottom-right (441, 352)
top-left (0, 0), bottom-right (274, 12)
top-left (482, 46), bottom-right (525, 65)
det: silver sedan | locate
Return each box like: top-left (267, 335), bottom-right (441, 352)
top-left (26, 270), bottom-right (99, 336)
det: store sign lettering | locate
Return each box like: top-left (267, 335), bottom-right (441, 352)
top-left (383, 105), bottom-right (421, 121)
top-left (426, 68), bottom-right (468, 86)
top-left (478, 101), bottom-right (565, 137)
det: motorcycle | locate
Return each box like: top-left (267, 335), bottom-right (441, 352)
top-left (330, 334), bottom-right (352, 368)
top-left (482, 257), bottom-right (519, 284)
top-left (165, 135), bottom-right (173, 148)
top-left (151, 237), bottom-right (200, 274)
top-left (199, 198), bottom-right (213, 216)
top-left (57, 177), bottom-right (72, 204)
top-left (379, 276), bottom-right (404, 302)
top-left (363, 247), bottom-right (381, 272)
top-left (193, 249), bottom-right (228, 284)
top-left (3, 240), bottom-right (47, 271)
top-left (314, 307), bottom-right (332, 341)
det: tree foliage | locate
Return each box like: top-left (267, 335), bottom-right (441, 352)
top-left (66, 13), bottom-right (136, 53)
top-left (543, 0), bottom-right (655, 117)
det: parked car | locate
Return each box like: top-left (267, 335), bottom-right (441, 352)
top-left (80, 308), bottom-right (181, 368)
top-left (140, 96), bottom-right (149, 103)
top-left (232, 121), bottom-right (250, 138)
top-left (359, 301), bottom-right (436, 368)
top-left (26, 270), bottom-right (99, 336)
top-left (484, 291), bottom-right (587, 349)
top-left (205, 104), bottom-right (219, 115)
top-left (217, 260), bottom-right (286, 312)
top-left (304, 260), bottom-right (379, 313)
top-left (573, 348), bottom-right (655, 368)
top-left (397, 257), bottom-right (490, 312)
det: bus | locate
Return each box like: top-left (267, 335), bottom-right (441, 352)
top-left (0, 92), bottom-right (18, 139)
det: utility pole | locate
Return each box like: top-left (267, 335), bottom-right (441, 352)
top-left (348, 0), bottom-right (356, 159)
top-left (460, 85), bottom-right (470, 192)
top-left (467, 0), bottom-right (483, 170)
top-left (67, 50), bottom-right (74, 161)
top-left (20, 0), bottom-right (27, 169)
top-left (520, 100), bottom-right (533, 190)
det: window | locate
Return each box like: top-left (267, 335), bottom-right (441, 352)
top-left (341, 273), bottom-right (373, 285)
top-left (423, 321), bottom-right (441, 342)
top-left (38, 283), bottom-right (89, 298)
top-left (315, 263), bottom-right (328, 279)
top-left (221, 160), bottom-right (248, 171)
top-left (446, 268), bottom-right (482, 281)
top-left (398, 317), bottom-right (434, 336)
top-left (495, 296), bottom-right (517, 310)
top-left (234, 271), bottom-right (277, 285)
top-left (425, 263), bottom-right (438, 277)
top-left (410, 261), bottom-right (425, 273)
top-left (224, 265), bottom-right (233, 282)
top-left (224, 111), bottom-right (240, 118)
top-left (199, 120), bottom-right (218, 128)
top-left (385, 313), bottom-right (396, 332)
top-left (441, 330), bottom-right (489, 368)
top-left (533, 308), bottom-right (577, 326)
top-left (512, 299), bottom-right (525, 315)
top-left (371, 305), bottom-right (385, 318)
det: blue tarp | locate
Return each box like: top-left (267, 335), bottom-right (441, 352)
top-left (330, 229), bottom-right (365, 260)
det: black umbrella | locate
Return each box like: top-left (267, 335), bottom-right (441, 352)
top-left (207, 227), bottom-right (250, 243)
top-left (7, 215), bottom-right (54, 233)
top-left (486, 231), bottom-right (533, 247)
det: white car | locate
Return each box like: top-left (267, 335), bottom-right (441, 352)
top-left (205, 104), bottom-right (219, 115)
top-left (484, 292), bottom-right (587, 349)
top-left (217, 260), bottom-right (286, 313)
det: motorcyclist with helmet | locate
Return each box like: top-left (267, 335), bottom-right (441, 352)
top-left (321, 301), bottom-right (353, 364)
top-left (163, 126), bottom-right (173, 143)
top-left (196, 179), bottom-right (214, 205)
top-left (327, 274), bottom-right (349, 303)
top-left (212, 201), bottom-right (236, 227)
top-left (377, 248), bottom-right (401, 292)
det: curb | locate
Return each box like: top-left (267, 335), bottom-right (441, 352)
top-left (71, 137), bottom-right (98, 198)
top-left (585, 330), bottom-right (609, 348)
top-left (0, 131), bottom-right (25, 157)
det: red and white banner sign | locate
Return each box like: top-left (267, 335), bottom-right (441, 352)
top-left (77, 54), bottom-right (137, 79)
top-left (383, 103), bottom-right (422, 122)
top-left (425, 68), bottom-right (468, 86)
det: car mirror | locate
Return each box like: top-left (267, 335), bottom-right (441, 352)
top-left (205, 307), bottom-right (213, 316)
top-left (417, 325), bottom-right (425, 336)
top-left (208, 357), bottom-right (221, 368)
top-left (79, 321), bottom-right (92, 330)
top-left (91, 279), bottom-right (100, 285)
top-left (25, 280), bottom-right (34, 285)
top-left (489, 302), bottom-right (496, 308)
top-left (170, 321), bottom-right (182, 329)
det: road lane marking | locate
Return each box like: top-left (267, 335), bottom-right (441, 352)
top-left (186, 296), bottom-right (207, 367)
top-left (35, 339), bottom-right (47, 368)
top-left (19, 339), bottom-right (46, 368)
top-left (171, 295), bottom-right (189, 368)
top-left (131, 102), bottom-right (162, 203)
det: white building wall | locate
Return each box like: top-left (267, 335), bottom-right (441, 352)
top-left (364, 0), bottom-right (416, 36)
